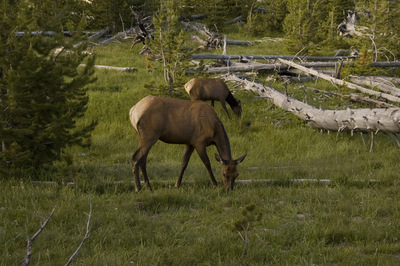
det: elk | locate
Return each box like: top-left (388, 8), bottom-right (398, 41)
top-left (185, 78), bottom-right (242, 118)
top-left (129, 95), bottom-right (246, 192)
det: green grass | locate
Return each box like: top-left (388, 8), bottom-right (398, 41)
top-left (2, 38), bottom-right (400, 265)
top-left (3, 181), bottom-right (400, 265)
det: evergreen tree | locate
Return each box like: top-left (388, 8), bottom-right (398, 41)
top-left (86, 0), bottom-right (131, 31)
top-left (283, 0), bottom-right (342, 53)
top-left (241, 1), bottom-right (267, 36)
top-left (263, 0), bottom-right (288, 34)
top-left (242, 0), bottom-right (288, 37)
top-left (318, 0), bottom-right (356, 49)
top-left (147, 0), bottom-right (193, 96)
top-left (205, 0), bottom-right (229, 32)
top-left (87, 0), bottom-right (160, 32)
top-left (355, 0), bottom-right (400, 60)
top-left (0, 0), bottom-right (96, 177)
top-left (28, 0), bottom-right (91, 29)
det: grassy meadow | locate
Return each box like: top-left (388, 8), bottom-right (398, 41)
top-left (2, 35), bottom-right (400, 265)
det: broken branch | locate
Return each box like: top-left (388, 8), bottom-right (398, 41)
top-left (22, 206), bottom-right (57, 266)
top-left (65, 199), bottom-right (93, 266)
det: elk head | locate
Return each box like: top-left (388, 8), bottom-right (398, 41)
top-left (232, 100), bottom-right (242, 117)
top-left (215, 153), bottom-right (247, 191)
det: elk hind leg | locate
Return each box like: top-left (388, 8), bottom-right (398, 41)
top-left (131, 149), bottom-right (144, 192)
top-left (131, 138), bottom-right (158, 192)
top-left (139, 152), bottom-right (153, 191)
top-left (175, 145), bottom-right (195, 188)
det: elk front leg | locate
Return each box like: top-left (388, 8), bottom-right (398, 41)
top-left (220, 100), bottom-right (230, 119)
top-left (175, 145), bottom-right (194, 188)
top-left (195, 145), bottom-right (218, 187)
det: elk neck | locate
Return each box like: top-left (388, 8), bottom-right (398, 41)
top-left (226, 91), bottom-right (239, 109)
top-left (213, 121), bottom-right (232, 160)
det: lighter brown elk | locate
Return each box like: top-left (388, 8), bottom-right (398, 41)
top-left (129, 95), bottom-right (246, 192)
top-left (185, 78), bottom-right (242, 118)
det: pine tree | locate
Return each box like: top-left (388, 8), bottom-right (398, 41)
top-left (242, 1), bottom-right (267, 36)
top-left (355, 0), bottom-right (400, 60)
top-left (146, 0), bottom-right (193, 96)
top-left (283, 0), bottom-right (340, 53)
top-left (86, 0), bottom-right (160, 32)
top-left (242, 0), bottom-right (288, 37)
top-left (283, 0), bottom-right (314, 52)
top-left (0, 0), bottom-right (96, 178)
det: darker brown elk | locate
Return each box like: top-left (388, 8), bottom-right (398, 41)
top-left (185, 78), bottom-right (242, 118)
top-left (129, 95), bottom-right (246, 192)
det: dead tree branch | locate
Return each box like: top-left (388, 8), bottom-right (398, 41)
top-left (238, 223), bottom-right (250, 258)
top-left (303, 86), bottom-right (396, 108)
top-left (22, 206), bottom-right (57, 266)
top-left (65, 199), bottom-right (93, 266)
top-left (349, 75), bottom-right (400, 97)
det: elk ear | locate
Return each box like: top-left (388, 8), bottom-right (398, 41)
top-left (215, 153), bottom-right (227, 164)
top-left (234, 154), bottom-right (247, 164)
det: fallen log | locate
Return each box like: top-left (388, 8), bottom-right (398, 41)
top-left (349, 94), bottom-right (396, 108)
top-left (223, 74), bottom-right (400, 136)
top-left (349, 75), bottom-right (400, 97)
top-left (207, 62), bottom-right (276, 73)
top-left (15, 30), bottom-right (103, 38)
top-left (73, 28), bottom-right (111, 48)
top-left (98, 28), bottom-right (136, 45)
top-left (16, 31), bottom-right (73, 37)
top-left (206, 61), bottom-right (351, 74)
top-left (278, 58), bottom-right (400, 104)
top-left (225, 15), bottom-right (244, 24)
top-left (181, 21), bottom-right (249, 47)
top-left (191, 54), bottom-right (356, 61)
top-left (302, 86), bottom-right (396, 108)
top-left (225, 40), bottom-right (251, 46)
top-left (185, 14), bottom-right (208, 20)
top-left (371, 76), bottom-right (400, 84)
top-left (370, 61), bottom-right (400, 67)
top-left (87, 28), bottom-right (111, 41)
top-left (79, 64), bottom-right (137, 72)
